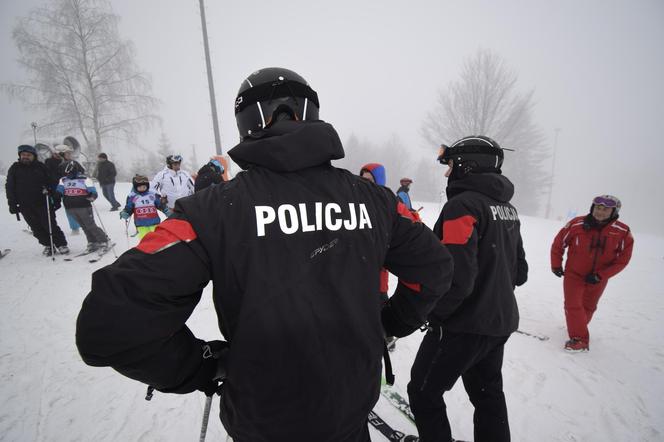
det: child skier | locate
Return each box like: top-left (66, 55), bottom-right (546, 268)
top-left (120, 175), bottom-right (170, 239)
top-left (56, 161), bottom-right (110, 252)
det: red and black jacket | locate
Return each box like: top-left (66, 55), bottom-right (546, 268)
top-left (76, 120), bottom-right (453, 441)
top-left (431, 173), bottom-right (528, 336)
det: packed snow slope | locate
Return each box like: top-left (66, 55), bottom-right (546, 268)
top-left (1, 180), bottom-right (663, 441)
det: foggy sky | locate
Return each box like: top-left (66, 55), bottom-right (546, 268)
top-left (1, 0), bottom-right (663, 235)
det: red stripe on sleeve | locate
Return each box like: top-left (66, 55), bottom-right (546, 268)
top-left (442, 215), bottom-right (477, 245)
top-left (401, 280), bottom-right (421, 293)
top-left (136, 219), bottom-right (197, 254)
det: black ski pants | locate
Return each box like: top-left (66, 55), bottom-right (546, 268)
top-left (20, 202), bottom-right (67, 247)
top-left (67, 206), bottom-right (108, 244)
top-left (407, 328), bottom-right (510, 442)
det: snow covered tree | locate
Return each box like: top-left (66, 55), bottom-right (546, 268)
top-left (421, 49), bottom-right (550, 215)
top-left (4, 0), bottom-right (159, 156)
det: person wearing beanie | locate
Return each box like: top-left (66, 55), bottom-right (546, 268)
top-left (550, 194), bottom-right (634, 352)
top-left (5, 145), bottom-right (69, 255)
top-left (95, 153), bottom-right (121, 211)
top-left (396, 177), bottom-right (414, 210)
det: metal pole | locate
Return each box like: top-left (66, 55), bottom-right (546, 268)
top-left (199, 0), bottom-right (223, 155)
top-left (31, 122), bottom-right (38, 145)
top-left (45, 192), bottom-right (56, 261)
top-left (199, 395), bottom-right (213, 442)
top-left (91, 202), bottom-right (118, 258)
top-left (545, 128), bottom-right (560, 219)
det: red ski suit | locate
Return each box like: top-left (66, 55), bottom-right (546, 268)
top-left (551, 216), bottom-right (634, 342)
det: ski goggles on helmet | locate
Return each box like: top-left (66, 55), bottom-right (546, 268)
top-left (437, 144), bottom-right (450, 164)
top-left (170, 155), bottom-right (183, 163)
top-left (592, 195), bottom-right (619, 208)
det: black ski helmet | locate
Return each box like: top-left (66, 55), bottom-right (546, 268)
top-left (166, 154), bottom-right (183, 168)
top-left (132, 174), bottom-right (150, 192)
top-left (64, 160), bottom-right (84, 178)
top-left (234, 67), bottom-right (320, 139)
top-left (438, 136), bottom-right (504, 180)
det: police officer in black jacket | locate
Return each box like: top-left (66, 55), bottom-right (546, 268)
top-left (76, 67), bottom-right (453, 441)
top-left (408, 136), bottom-right (528, 442)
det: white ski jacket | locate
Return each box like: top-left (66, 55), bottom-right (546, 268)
top-left (150, 167), bottom-right (194, 209)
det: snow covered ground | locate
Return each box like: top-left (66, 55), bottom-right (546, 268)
top-left (1, 180), bottom-right (663, 441)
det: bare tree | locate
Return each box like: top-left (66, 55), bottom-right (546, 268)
top-left (421, 49), bottom-right (550, 215)
top-left (4, 0), bottom-right (159, 156)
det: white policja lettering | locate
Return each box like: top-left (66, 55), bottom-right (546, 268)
top-left (255, 203), bottom-right (373, 237)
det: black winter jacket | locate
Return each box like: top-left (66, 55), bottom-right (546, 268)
top-left (96, 160), bottom-right (117, 185)
top-left (431, 173), bottom-right (528, 336)
top-left (76, 120), bottom-right (453, 441)
top-left (44, 157), bottom-right (63, 181)
top-left (6, 159), bottom-right (58, 209)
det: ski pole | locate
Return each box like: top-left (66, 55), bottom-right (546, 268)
top-left (91, 201), bottom-right (118, 258)
top-left (199, 395), bottom-right (213, 442)
top-left (44, 191), bottom-right (56, 261)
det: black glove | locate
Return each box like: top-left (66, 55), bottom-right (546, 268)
top-left (552, 267), bottom-right (564, 278)
top-left (9, 204), bottom-right (19, 215)
top-left (159, 340), bottom-right (229, 397)
top-left (381, 299), bottom-right (417, 338)
top-left (585, 273), bottom-right (601, 284)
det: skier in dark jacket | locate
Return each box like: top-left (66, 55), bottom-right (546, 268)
top-left (194, 159), bottom-right (225, 193)
top-left (408, 136), bottom-right (528, 442)
top-left (76, 67), bottom-right (454, 442)
top-left (95, 153), bottom-right (121, 211)
top-left (396, 177), bottom-right (414, 210)
top-left (6, 144), bottom-right (69, 255)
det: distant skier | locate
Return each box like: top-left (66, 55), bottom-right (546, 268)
top-left (56, 161), bottom-right (110, 253)
top-left (94, 153), bottom-right (122, 211)
top-left (76, 67), bottom-right (453, 442)
top-left (119, 175), bottom-right (170, 239)
top-left (550, 195), bottom-right (633, 352)
top-left (408, 136), bottom-right (528, 442)
top-left (6, 144), bottom-right (69, 256)
top-left (54, 144), bottom-right (83, 235)
top-left (396, 177), bottom-right (413, 210)
top-left (150, 154), bottom-right (194, 210)
top-left (194, 159), bottom-right (226, 193)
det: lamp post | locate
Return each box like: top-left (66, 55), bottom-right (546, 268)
top-left (31, 122), bottom-right (38, 144)
top-left (199, 0), bottom-right (222, 155)
top-left (545, 128), bottom-right (561, 219)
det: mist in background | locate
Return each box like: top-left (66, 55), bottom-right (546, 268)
top-left (1, 0), bottom-right (663, 235)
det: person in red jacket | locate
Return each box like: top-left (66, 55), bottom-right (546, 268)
top-left (551, 195), bottom-right (634, 352)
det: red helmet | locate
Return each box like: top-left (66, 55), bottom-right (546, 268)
top-left (400, 177), bottom-right (413, 185)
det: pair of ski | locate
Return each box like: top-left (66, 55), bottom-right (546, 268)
top-left (375, 384), bottom-right (470, 442)
top-left (368, 410), bottom-right (418, 441)
top-left (63, 242), bottom-right (115, 263)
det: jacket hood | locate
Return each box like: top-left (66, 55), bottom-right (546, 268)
top-left (446, 173), bottom-right (514, 203)
top-left (359, 163), bottom-right (386, 186)
top-left (228, 120), bottom-right (344, 172)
